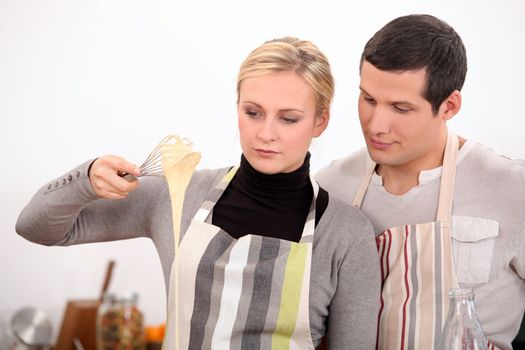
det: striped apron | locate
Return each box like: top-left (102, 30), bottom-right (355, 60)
top-left (353, 131), bottom-right (498, 350)
top-left (163, 167), bottom-right (317, 350)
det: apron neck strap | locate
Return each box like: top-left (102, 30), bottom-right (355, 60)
top-left (436, 129), bottom-right (459, 223)
top-left (351, 157), bottom-right (376, 208)
top-left (192, 166), bottom-right (239, 223)
top-left (298, 177), bottom-right (318, 243)
top-left (352, 129), bottom-right (459, 223)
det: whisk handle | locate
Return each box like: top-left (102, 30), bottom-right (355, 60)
top-left (120, 172), bottom-right (138, 182)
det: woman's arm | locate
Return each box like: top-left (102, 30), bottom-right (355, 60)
top-left (15, 158), bottom-right (161, 246)
top-left (327, 226), bottom-right (381, 349)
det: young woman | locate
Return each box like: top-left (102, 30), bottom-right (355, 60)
top-left (16, 37), bottom-right (380, 349)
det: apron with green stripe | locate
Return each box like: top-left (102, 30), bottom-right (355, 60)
top-left (352, 130), bottom-right (499, 350)
top-left (163, 166), bottom-right (317, 350)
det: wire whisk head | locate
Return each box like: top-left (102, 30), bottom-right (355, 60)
top-left (139, 135), bottom-right (194, 177)
top-left (122, 135), bottom-right (196, 181)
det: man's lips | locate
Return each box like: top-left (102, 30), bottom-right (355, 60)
top-left (369, 138), bottom-right (393, 150)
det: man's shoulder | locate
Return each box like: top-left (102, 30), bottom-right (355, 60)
top-left (463, 142), bottom-right (525, 181)
top-left (459, 142), bottom-right (525, 202)
top-left (315, 148), bottom-right (369, 203)
top-left (316, 147), bottom-right (369, 182)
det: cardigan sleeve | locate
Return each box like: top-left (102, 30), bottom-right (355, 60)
top-left (326, 223), bottom-right (381, 350)
top-left (15, 160), bottom-right (163, 246)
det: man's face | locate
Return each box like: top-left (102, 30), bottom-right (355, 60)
top-left (358, 61), bottom-right (449, 173)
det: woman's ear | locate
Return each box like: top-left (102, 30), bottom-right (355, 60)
top-left (313, 110), bottom-right (330, 137)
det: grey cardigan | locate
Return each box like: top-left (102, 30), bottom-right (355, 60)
top-left (16, 160), bottom-right (381, 349)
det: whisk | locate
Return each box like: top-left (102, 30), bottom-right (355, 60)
top-left (121, 135), bottom-right (198, 181)
top-left (122, 135), bottom-right (200, 346)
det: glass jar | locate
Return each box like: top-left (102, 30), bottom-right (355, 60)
top-left (440, 288), bottom-right (488, 350)
top-left (97, 291), bottom-right (145, 350)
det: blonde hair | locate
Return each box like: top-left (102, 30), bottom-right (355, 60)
top-left (237, 37), bottom-right (334, 116)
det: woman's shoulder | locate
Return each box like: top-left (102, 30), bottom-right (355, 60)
top-left (189, 167), bottom-right (232, 188)
top-left (315, 186), bottom-right (375, 247)
top-left (322, 191), bottom-right (372, 231)
top-left (313, 188), bottom-right (377, 260)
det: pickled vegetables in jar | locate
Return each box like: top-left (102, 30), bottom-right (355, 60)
top-left (97, 291), bottom-right (145, 350)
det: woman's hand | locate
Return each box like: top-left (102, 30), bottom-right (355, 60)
top-left (88, 155), bottom-right (141, 199)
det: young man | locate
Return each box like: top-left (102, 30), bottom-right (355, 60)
top-left (316, 14), bottom-right (525, 350)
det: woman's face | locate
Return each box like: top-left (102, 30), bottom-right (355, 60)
top-left (238, 71), bottom-right (329, 174)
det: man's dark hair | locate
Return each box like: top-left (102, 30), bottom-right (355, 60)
top-left (360, 14), bottom-right (467, 115)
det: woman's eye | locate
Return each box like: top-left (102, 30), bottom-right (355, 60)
top-left (245, 110), bottom-right (259, 118)
top-left (282, 116), bottom-right (298, 124)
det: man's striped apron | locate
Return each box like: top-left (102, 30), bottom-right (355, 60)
top-left (352, 131), bottom-right (498, 349)
top-left (163, 167), bottom-right (317, 350)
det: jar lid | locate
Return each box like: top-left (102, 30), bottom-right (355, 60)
top-left (103, 291), bottom-right (139, 302)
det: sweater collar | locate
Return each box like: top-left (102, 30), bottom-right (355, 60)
top-left (235, 153), bottom-right (311, 199)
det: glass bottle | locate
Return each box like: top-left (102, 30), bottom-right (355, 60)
top-left (440, 288), bottom-right (488, 350)
top-left (97, 291), bottom-right (145, 350)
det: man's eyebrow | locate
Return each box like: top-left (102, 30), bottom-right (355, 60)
top-left (358, 87), bottom-right (416, 106)
top-left (359, 87), bottom-right (370, 95)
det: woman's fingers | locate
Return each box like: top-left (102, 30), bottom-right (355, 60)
top-left (89, 155), bottom-right (140, 199)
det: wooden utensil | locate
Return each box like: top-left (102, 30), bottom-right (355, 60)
top-left (54, 260), bottom-right (115, 350)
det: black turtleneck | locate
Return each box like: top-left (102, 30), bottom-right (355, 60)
top-left (212, 153), bottom-right (328, 242)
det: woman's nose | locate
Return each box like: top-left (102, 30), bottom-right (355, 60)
top-left (257, 118), bottom-right (277, 142)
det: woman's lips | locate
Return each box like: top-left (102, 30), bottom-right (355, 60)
top-left (254, 148), bottom-right (279, 157)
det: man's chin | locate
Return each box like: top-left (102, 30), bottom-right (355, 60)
top-left (367, 148), bottom-right (397, 167)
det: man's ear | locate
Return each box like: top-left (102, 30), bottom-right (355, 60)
top-left (313, 110), bottom-right (330, 137)
top-left (441, 90), bottom-right (462, 121)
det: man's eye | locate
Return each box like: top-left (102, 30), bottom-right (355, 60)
top-left (363, 96), bottom-right (375, 104)
top-left (393, 105), bottom-right (410, 113)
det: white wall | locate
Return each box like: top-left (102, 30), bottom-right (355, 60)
top-left (1, 0), bottom-right (524, 341)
